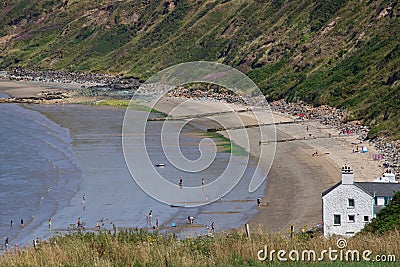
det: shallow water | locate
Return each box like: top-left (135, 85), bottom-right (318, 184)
top-left (0, 103), bottom-right (266, 248)
top-left (0, 103), bottom-right (80, 248)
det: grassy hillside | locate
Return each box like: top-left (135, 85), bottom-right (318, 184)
top-left (0, 0), bottom-right (399, 137)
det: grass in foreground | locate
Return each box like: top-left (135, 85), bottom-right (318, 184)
top-left (1, 228), bottom-right (398, 266)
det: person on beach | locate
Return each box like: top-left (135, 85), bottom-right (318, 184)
top-left (179, 176), bottom-right (183, 187)
top-left (257, 197), bottom-right (262, 207)
top-left (148, 210), bottom-right (153, 227)
top-left (5, 237), bottom-right (9, 250)
top-left (20, 218), bottom-right (24, 228)
top-left (211, 221), bottom-right (215, 232)
top-left (188, 216), bottom-right (194, 224)
top-left (96, 221), bottom-right (100, 230)
top-left (48, 219), bottom-right (52, 230)
top-left (155, 218), bottom-right (159, 229)
top-left (77, 218), bottom-right (81, 228)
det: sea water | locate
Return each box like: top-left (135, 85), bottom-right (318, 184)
top-left (0, 102), bottom-right (266, 248)
top-left (0, 102), bottom-right (81, 249)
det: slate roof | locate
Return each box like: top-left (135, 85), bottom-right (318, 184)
top-left (321, 181), bottom-right (342, 197)
top-left (322, 181), bottom-right (400, 197)
top-left (354, 182), bottom-right (400, 197)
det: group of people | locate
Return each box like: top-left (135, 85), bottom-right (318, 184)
top-left (10, 219), bottom-right (24, 228)
top-left (146, 210), bottom-right (159, 229)
top-left (178, 176), bottom-right (206, 188)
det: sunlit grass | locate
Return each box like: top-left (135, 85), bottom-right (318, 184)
top-left (1, 229), bottom-right (398, 266)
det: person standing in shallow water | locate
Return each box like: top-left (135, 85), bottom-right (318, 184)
top-left (179, 176), bottom-right (183, 187)
top-left (20, 218), bottom-right (24, 228)
top-left (5, 237), bottom-right (9, 250)
top-left (48, 219), bottom-right (52, 230)
top-left (148, 210), bottom-right (153, 227)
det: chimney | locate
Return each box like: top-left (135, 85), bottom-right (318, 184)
top-left (341, 165), bottom-right (354, 185)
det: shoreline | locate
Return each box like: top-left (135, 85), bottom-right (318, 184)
top-left (148, 97), bottom-right (346, 232)
top-left (138, 96), bottom-right (390, 232)
top-left (0, 79), bottom-right (392, 234)
top-left (0, 98), bottom-right (264, 249)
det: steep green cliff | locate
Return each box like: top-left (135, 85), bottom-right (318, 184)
top-left (0, 0), bottom-right (399, 137)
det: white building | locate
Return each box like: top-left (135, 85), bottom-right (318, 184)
top-left (322, 166), bottom-right (400, 237)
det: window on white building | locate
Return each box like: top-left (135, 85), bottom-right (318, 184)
top-left (375, 197), bottom-right (385, 206)
top-left (364, 216), bottom-right (369, 222)
top-left (348, 198), bottom-right (355, 208)
top-left (348, 215), bottom-right (355, 223)
top-left (334, 214), bottom-right (341, 225)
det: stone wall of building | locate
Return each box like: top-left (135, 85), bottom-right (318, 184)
top-left (323, 184), bottom-right (373, 237)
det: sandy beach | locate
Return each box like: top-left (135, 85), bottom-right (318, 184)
top-left (0, 80), bottom-right (69, 98)
top-left (149, 96), bottom-right (384, 232)
top-left (0, 79), bottom-right (386, 235)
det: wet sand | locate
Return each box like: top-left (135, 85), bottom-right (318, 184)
top-left (150, 97), bottom-right (384, 232)
top-left (0, 81), bottom-right (385, 234)
top-left (0, 80), bottom-right (68, 98)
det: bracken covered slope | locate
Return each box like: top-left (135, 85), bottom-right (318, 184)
top-left (0, 0), bottom-right (399, 137)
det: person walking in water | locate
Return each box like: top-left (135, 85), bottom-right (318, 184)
top-left (211, 221), bottom-right (215, 232)
top-left (148, 210), bottom-right (153, 227)
top-left (82, 194), bottom-right (86, 204)
top-left (10, 220), bottom-right (13, 228)
top-left (48, 219), bottom-right (52, 230)
top-left (179, 176), bottom-right (183, 187)
top-left (202, 178), bottom-right (205, 188)
top-left (20, 218), bottom-right (24, 228)
top-left (5, 237), bottom-right (9, 250)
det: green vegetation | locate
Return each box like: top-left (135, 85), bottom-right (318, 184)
top-left (362, 191), bottom-right (400, 234)
top-left (0, 0), bottom-right (399, 137)
top-left (92, 99), bottom-right (131, 108)
top-left (0, 229), bottom-right (398, 266)
top-left (202, 131), bottom-right (247, 157)
top-left (92, 100), bottom-right (165, 115)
